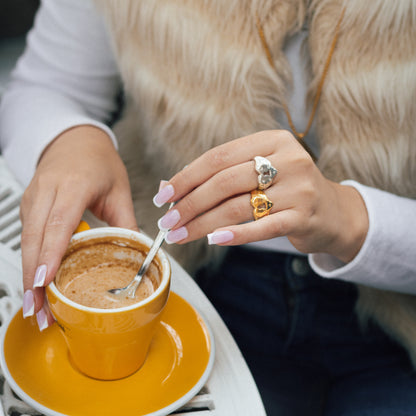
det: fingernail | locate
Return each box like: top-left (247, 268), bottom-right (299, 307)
top-left (33, 264), bottom-right (47, 288)
top-left (207, 230), bottom-right (234, 245)
top-left (23, 290), bottom-right (35, 318)
top-left (159, 180), bottom-right (169, 191)
top-left (165, 226), bottom-right (188, 244)
top-left (153, 184), bottom-right (175, 208)
top-left (36, 308), bottom-right (49, 331)
top-left (158, 209), bottom-right (180, 231)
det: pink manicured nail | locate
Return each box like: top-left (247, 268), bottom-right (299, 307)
top-left (33, 264), bottom-right (47, 288)
top-left (165, 227), bottom-right (188, 244)
top-left (23, 290), bottom-right (35, 318)
top-left (36, 308), bottom-right (49, 331)
top-left (159, 180), bottom-right (169, 191)
top-left (158, 209), bottom-right (180, 231)
top-left (207, 230), bottom-right (234, 245)
top-left (153, 184), bottom-right (175, 208)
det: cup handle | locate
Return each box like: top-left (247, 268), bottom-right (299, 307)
top-left (74, 220), bottom-right (90, 234)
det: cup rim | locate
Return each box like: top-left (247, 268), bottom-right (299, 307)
top-left (47, 227), bottom-right (171, 314)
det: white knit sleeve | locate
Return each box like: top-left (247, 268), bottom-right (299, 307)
top-left (309, 180), bottom-right (416, 294)
top-left (0, 0), bottom-right (120, 186)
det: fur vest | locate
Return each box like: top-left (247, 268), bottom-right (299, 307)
top-left (94, 0), bottom-right (416, 366)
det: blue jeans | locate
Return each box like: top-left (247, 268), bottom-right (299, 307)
top-left (195, 247), bottom-right (416, 416)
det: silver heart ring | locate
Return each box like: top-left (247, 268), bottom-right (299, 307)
top-left (253, 156), bottom-right (277, 190)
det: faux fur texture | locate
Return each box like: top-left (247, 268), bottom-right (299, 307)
top-left (94, 0), bottom-right (416, 366)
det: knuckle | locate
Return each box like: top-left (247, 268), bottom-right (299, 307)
top-left (217, 170), bottom-right (238, 194)
top-left (300, 180), bottom-right (316, 200)
top-left (252, 130), bottom-right (268, 142)
top-left (180, 196), bottom-right (197, 217)
top-left (226, 199), bottom-right (246, 221)
top-left (290, 148), bottom-right (309, 166)
top-left (268, 218), bottom-right (286, 236)
top-left (34, 171), bottom-right (57, 190)
top-left (298, 182), bottom-right (319, 215)
top-left (252, 130), bottom-right (280, 149)
top-left (20, 189), bottom-right (31, 207)
top-left (273, 130), bottom-right (293, 142)
top-left (20, 228), bottom-right (39, 247)
top-left (226, 169), bottom-right (239, 187)
top-left (205, 147), bottom-right (231, 169)
top-left (45, 212), bottom-right (67, 229)
top-left (22, 271), bottom-right (32, 286)
top-left (294, 211), bottom-right (313, 234)
top-left (279, 129), bottom-right (294, 142)
top-left (60, 174), bottom-right (87, 194)
top-left (175, 169), bottom-right (187, 185)
top-left (19, 203), bottom-right (27, 223)
top-left (269, 129), bottom-right (293, 147)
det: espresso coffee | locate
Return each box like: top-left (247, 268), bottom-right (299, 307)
top-left (55, 236), bottom-right (161, 309)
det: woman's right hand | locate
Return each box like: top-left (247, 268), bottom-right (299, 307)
top-left (20, 125), bottom-right (138, 329)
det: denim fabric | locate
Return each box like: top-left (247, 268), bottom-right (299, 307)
top-left (195, 247), bottom-right (416, 416)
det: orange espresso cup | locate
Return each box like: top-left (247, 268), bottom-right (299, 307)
top-left (46, 227), bottom-right (171, 380)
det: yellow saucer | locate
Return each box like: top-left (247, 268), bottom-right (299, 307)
top-left (0, 292), bottom-right (214, 416)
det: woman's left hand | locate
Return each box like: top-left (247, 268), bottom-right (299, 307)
top-left (153, 130), bottom-right (369, 263)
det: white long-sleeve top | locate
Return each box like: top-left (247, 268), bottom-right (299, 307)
top-left (1, 0), bottom-right (415, 294)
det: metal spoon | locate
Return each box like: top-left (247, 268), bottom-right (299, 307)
top-left (108, 203), bottom-right (173, 299)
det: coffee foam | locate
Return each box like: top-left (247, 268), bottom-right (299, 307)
top-left (55, 236), bottom-right (161, 309)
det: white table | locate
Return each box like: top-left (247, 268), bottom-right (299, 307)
top-left (0, 157), bottom-right (266, 416)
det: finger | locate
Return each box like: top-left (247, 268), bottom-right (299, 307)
top-left (20, 188), bottom-right (57, 293)
top-left (162, 158), bottom-right (289, 240)
top-left (158, 161), bottom-right (260, 231)
top-left (184, 194), bottom-right (254, 241)
top-left (20, 188), bottom-right (59, 318)
top-left (36, 303), bottom-right (55, 332)
top-left (207, 210), bottom-right (298, 246)
top-left (154, 131), bottom-right (281, 205)
top-left (165, 188), bottom-right (280, 244)
top-left (36, 187), bottom-right (90, 296)
top-left (32, 286), bottom-right (45, 316)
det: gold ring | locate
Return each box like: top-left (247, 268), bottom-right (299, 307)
top-left (250, 189), bottom-right (273, 220)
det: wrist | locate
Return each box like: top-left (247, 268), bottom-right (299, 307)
top-left (329, 183), bottom-right (369, 263)
top-left (39, 125), bottom-right (115, 165)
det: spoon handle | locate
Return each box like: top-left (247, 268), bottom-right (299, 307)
top-left (135, 228), bottom-right (167, 281)
top-left (125, 202), bottom-right (174, 298)
top-left (123, 229), bottom-right (167, 299)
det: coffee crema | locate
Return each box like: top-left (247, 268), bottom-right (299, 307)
top-left (55, 237), bottom-right (161, 309)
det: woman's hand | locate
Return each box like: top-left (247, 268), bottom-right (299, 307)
top-left (20, 125), bottom-right (138, 329)
top-left (153, 130), bottom-right (369, 263)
